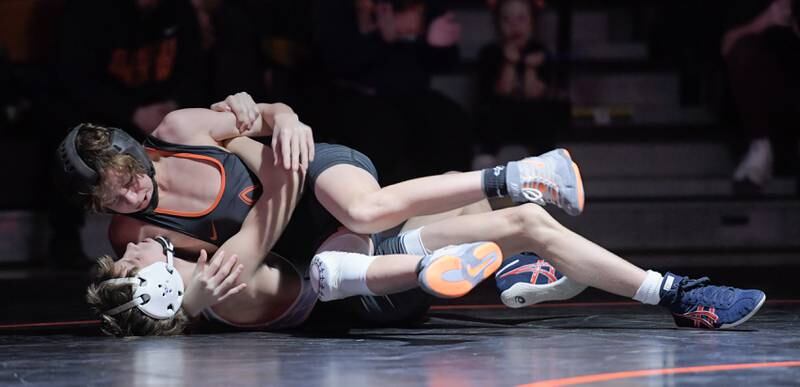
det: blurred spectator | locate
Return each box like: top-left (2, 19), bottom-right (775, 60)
top-left (722, 0), bottom-right (800, 193)
top-left (474, 0), bottom-right (568, 167)
top-left (194, 0), bottom-right (276, 102)
top-left (314, 0), bottom-right (473, 185)
top-left (54, 0), bottom-right (209, 137)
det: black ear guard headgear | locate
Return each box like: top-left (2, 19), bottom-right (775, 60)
top-left (56, 124), bottom-right (158, 211)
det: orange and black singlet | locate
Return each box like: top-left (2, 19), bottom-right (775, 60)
top-left (130, 136), bottom-right (262, 246)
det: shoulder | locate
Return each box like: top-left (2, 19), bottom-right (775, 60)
top-left (151, 108), bottom-right (229, 147)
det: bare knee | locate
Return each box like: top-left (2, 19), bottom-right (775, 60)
top-left (507, 204), bottom-right (562, 247)
top-left (340, 192), bottom-right (402, 234)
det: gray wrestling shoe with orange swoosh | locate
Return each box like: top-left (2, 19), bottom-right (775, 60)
top-left (506, 148), bottom-right (585, 216)
top-left (417, 242), bottom-right (503, 299)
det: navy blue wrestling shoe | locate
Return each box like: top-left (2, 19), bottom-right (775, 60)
top-left (658, 272), bottom-right (766, 329)
top-left (495, 252), bottom-right (586, 308)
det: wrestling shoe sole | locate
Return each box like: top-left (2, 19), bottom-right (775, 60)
top-left (500, 277), bottom-right (588, 308)
top-left (560, 149), bottom-right (585, 216)
top-left (419, 242), bottom-right (503, 299)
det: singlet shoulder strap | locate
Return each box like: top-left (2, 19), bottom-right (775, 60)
top-left (144, 136), bottom-right (228, 155)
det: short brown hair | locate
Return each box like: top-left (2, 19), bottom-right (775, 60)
top-left (75, 124), bottom-right (148, 212)
top-left (86, 255), bottom-right (190, 337)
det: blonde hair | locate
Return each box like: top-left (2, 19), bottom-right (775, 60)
top-left (86, 255), bottom-right (190, 337)
top-left (74, 123), bottom-right (148, 212)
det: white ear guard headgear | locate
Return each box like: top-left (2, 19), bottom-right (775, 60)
top-left (102, 237), bottom-right (185, 319)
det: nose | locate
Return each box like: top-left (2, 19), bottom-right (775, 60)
top-left (124, 242), bottom-right (138, 256)
top-left (123, 188), bottom-right (139, 204)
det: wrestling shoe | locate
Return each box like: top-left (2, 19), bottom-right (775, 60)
top-left (506, 148), bottom-right (585, 216)
top-left (495, 252), bottom-right (587, 308)
top-left (658, 272), bottom-right (766, 329)
top-left (418, 242), bottom-right (503, 298)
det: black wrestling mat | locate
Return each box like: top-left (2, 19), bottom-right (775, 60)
top-left (1, 303), bottom-right (799, 386)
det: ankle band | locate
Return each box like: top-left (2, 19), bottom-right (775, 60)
top-left (482, 165), bottom-right (508, 198)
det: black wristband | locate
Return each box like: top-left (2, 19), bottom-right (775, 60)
top-left (482, 166), bottom-right (508, 198)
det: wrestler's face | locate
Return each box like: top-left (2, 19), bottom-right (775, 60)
top-left (114, 238), bottom-right (166, 277)
top-left (100, 170), bottom-right (154, 214)
top-left (499, 0), bottom-right (533, 48)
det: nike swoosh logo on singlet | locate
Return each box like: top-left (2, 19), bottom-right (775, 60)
top-left (210, 221), bottom-right (218, 241)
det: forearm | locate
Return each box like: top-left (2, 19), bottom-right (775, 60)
top-left (210, 172), bottom-right (301, 280)
top-left (223, 136), bottom-right (303, 273)
top-left (254, 103), bottom-right (298, 137)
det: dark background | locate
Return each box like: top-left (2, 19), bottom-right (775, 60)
top-left (0, 0), bottom-right (798, 324)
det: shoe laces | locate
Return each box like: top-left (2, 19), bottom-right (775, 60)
top-left (679, 277), bottom-right (735, 308)
top-left (521, 178), bottom-right (560, 206)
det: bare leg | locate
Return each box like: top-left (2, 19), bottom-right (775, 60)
top-left (315, 166), bottom-right (486, 234)
top-left (365, 254), bottom-right (421, 295)
top-left (401, 198), bottom-right (492, 232)
top-left (418, 204), bottom-right (645, 298)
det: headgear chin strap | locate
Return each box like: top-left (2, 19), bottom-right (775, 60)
top-left (103, 237), bottom-right (184, 320)
top-left (56, 124), bottom-right (159, 212)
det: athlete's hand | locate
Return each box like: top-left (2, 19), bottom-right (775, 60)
top-left (271, 114), bottom-right (315, 172)
top-left (211, 92), bottom-right (261, 135)
top-left (181, 249), bottom-right (247, 317)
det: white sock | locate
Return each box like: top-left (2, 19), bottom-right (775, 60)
top-left (632, 270), bottom-right (663, 305)
top-left (399, 227), bottom-right (431, 256)
top-left (310, 251), bottom-right (377, 301)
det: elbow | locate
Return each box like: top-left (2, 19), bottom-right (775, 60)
top-left (152, 111), bottom-right (185, 140)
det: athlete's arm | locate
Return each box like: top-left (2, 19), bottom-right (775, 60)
top-left (209, 92), bottom-right (294, 138)
top-left (152, 92), bottom-right (300, 144)
top-left (149, 107), bottom-right (257, 146)
top-left (205, 148), bottom-right (304, 280)
top-left (150, 94), bottom-right (314, 171)
top-left (212, 92), bottom-right (315, 171)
